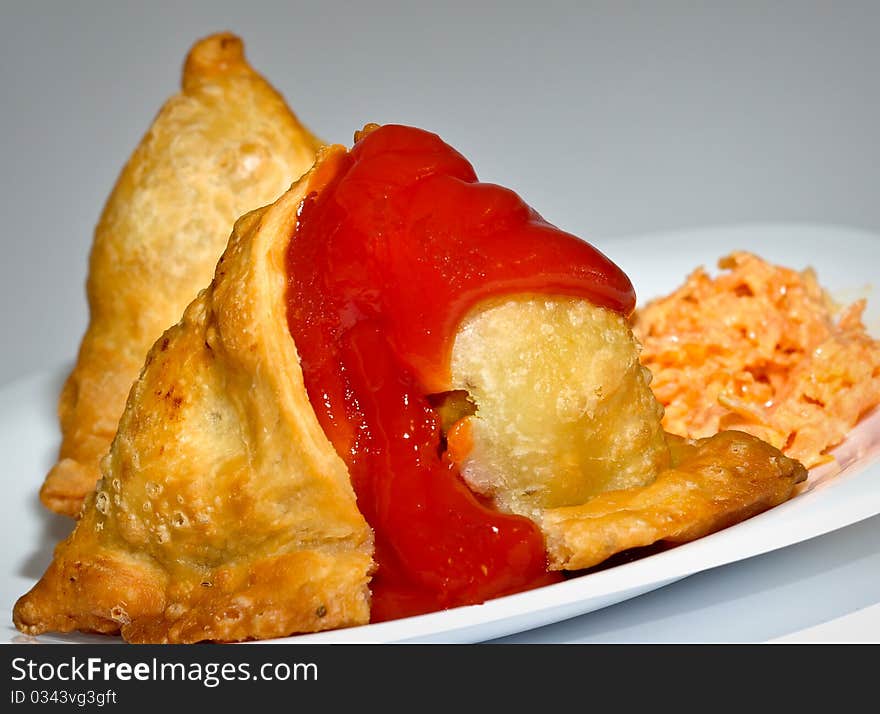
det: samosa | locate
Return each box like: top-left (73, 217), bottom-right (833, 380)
top-left (41, 32), bottom-right (322, 517)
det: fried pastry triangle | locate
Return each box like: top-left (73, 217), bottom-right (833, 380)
top-left (541, 431), bottom-right (807, 570)
top-left (16, 150), bottom-right (374, 642)
top-left (42, 32), bottom-right (323, 517)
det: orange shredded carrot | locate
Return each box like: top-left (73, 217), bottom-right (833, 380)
top-left (632, 252), bottom-right (880, 468)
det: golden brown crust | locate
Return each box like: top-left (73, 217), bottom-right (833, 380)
top-left (41, 32), bottom-right (323, 517)
top-left (541, 430), bottom-right (807, 571)
top-left (16, 148), bottom-right (375, 643)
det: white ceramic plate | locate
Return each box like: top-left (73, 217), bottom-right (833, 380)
top-left (3, 223), bottom-right (879, 644)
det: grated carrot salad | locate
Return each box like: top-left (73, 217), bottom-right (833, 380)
top-left (632, 252), bottom-right (880, 468)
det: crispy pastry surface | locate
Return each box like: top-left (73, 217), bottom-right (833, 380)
top-left (41, 32), bottom-right (323, 517)
top-left (541, 430), bottom-right (807, 571)
top-left (16, 149), bottom-right (375, 643)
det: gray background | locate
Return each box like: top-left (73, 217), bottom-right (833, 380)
top-left (2, 0), bottom-right (880, 383)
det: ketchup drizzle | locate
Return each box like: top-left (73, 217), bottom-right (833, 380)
top-left (286, 125), bottom-right (634, 621)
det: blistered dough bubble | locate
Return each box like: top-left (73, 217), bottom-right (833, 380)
top-left (450, 295), bottom-right (670, 518)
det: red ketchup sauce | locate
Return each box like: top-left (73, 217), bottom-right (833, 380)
top-left (286, 125), bottom-right (635, 622)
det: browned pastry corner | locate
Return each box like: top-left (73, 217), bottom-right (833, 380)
top-left (41, 31), bottom-right (323, 517)
top-left (540, 431), bottom-right (807, 571)
top-left (16, 149), bottom-right (374, 642)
